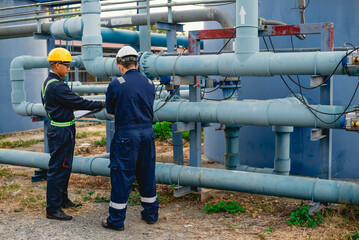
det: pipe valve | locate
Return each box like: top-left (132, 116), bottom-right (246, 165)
top-left (344, 50), bottom-right (359, 76)
top-left (345, 109), bottom-right (359, 131)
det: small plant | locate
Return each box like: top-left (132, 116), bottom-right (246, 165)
top-left (95, 195), bottom-right (110, 203)
top-left (75, 189), bottom-right (82, 194)
top-left (157, 194), bottom-right (169, 204)
top-left (182, 131), bottom-right (190, 141)
top-left (346, 232), bottom-right (359, 240)
top-left (94, 137), bottom-right (106, 147)
top-left (286, 204), bottom-right (323, 228)
top-left (0, 168), bottom-right (13, 179)
top-left (76, 132), bottom-right (88, 139)
top-left (128, 190), bottom-right (141, 206)
top-left (0, 139), bottom-right (44, 149)
top-left (264, 225), bottom-right (273, 234)
top-left (153, 121), bottom-right (172, 139)
top-left (83, 191), bottom-right (95, 201)
top-left (202, 200), bottom-right (245, 214)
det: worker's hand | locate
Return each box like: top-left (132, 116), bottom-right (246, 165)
top-left (101, 101), bottom-right (106, 108)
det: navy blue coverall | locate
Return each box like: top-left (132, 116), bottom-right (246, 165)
top-left (105, 69), bottom-right (158, 228)
top-left (42, 72), bottom-right (102, 214)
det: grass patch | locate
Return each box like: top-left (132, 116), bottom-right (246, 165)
top-left (83, 191), bottom-right (95, 201)
top-left (346, 232), bottom-right (359, 240)
top-left (94, 137), bottom-right (106, 147)
top-left (286, 204), bottom-right (323, 228)
top-left (128, 190), bottom-right (141, 206)
top-left (202, 200), bottom-right (245, 214)
top-left (95, 195), bottom-right (110, 203)
top-left (0, 139), bottom-right (44, 149)
top-left (76, 131), bottom-right (102, 139)
top-left (0, 168), bottom-right (13, 179)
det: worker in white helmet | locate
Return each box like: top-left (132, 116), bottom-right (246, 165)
top-left (102, 46), bottom-right (158, 231)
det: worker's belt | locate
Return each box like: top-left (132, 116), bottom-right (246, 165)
top-left (50, 118), bottom-right (75, 127)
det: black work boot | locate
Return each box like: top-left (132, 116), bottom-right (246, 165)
top-left (46, 211), bottom-right (72, 221)
top-left (101, 220), bottom-right (124, 231)
top-left (61, 199), bottom-right (82, 209)
top-left (141, 216), bottom-right (156, 224)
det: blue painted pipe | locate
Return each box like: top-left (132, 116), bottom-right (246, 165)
top-left (273, 126), bottom-right (293, 175)
top-left (224, 126), bottom-right (240, 170)
top-left (139, 51), bottom-right (355, 78)
top-left (50, 16), bottom-right (188, 48)
top-left (1, 149), bottom-right (359, 204)
top-left (10, 55), bottom-right (83, 116)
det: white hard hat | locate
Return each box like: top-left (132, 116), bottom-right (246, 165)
top-left (116, 46), bottom-right (139, 62)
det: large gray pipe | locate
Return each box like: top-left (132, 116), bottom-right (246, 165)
top-left (0, 8), bottom-right (233, 40)
top-left (0, 149), bottom-right (358, 205)
top-left (101, 8), bottom-right (234, 29)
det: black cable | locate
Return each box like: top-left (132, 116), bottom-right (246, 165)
top-left (268, 36), bottom-right (276, 53)
top-left (201, 79), bottom-right (225, 94)
top-left (271, 32), bottom-right (359, 123)
top-left (304, 0), bottom-right (311, 10)
top-left (217, 30), bottom-right (236, 55)
top-left (280, 75), bottom-right (359, 124)
top-left (154, 85), bottom-right (180, 113)
top-left (202, 77), bottom-right (240, 101)
top-left (157, 121), bottom-right (190, 147)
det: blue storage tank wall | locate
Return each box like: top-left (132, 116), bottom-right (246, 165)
top-left (0, 0), bottom-right (48, 133)
top-left (203, 0), bottom-right (359, 178)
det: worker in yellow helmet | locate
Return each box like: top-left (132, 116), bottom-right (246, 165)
top-left (42, 47), bottom-right (105, 221)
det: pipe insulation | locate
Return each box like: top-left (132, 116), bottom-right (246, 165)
top-left (0, 149), bottom-right (358, 205)
top-left (100, 8), bottom-right (234, 29)
top-left (139, 51), bottom-right (354, 78)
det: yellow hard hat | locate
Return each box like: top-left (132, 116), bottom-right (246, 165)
top-left (47, 47), bottom-right (72, 62)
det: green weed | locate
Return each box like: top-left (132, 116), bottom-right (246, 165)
top-left (286, 204), bottom-right (323, 228)
top-left (128, 190), bottom-right (141, 206)
top-left (83, 191), bottom-right (95, 201)
top-left (157, 194), bottom-right (169, 204)
top-left (95, 195), bottom-right (110, 203)
top-left (153, 121), bottom-right (172, 139)
top-left (75, 189), bottom-right (82, 194)
top-left (76, 131), bottom-right (102, 139)
top-left (345, 232), bottom-right (359, 240)
top-left (264, 225), bottom-right (273, 234)
top-left (76, 132), bottom-right (88, 139)
top-left (94, 137), bottom-right (106, 147)
top-left (202, 200), bottom-right (245, 214)
top-left (0, 168), bottom-right (13, 179)
top-left (0, 139), bottom-right (44, 148)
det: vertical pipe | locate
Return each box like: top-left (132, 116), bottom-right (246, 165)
top-left (235, 0), bottom-right (259, 54)
top-left (224, 125), bottom-right (240, 170)
top-left (273, 126), bottom-right (293, 175)
top-left (138, 1), bottom-right (151, 51)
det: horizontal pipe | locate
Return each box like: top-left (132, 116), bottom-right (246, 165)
top-left (101, 0), bottom-right (235, 13)
top-left (101, 8), bottom-right (234, 29)
top-left (139, 51), bottom-right (355, 78)
top-left (49, 17), bottom-right (188, 47)
top-left (14, 96), bottom-right (355, 129)
top-left (0, 149), bottom-right (358, 205)
top-left (0, 0), bottom-right (80, 11)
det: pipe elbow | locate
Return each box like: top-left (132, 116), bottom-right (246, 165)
top-left (50, 17), bottom-right (83, 39)
top-left (83, 56), bottom-right (121, 78)
top-left (210, 8), bottom-right (235, 28)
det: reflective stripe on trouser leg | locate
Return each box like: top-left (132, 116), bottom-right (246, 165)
top-left (136, 127), bottom-right (159, 223)
top-left (46, 126), bottom-right (74, 213)
top-left (107, 169), bottom-right (135, 228)
top-left (141, 196), bottom-right (157, 203)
